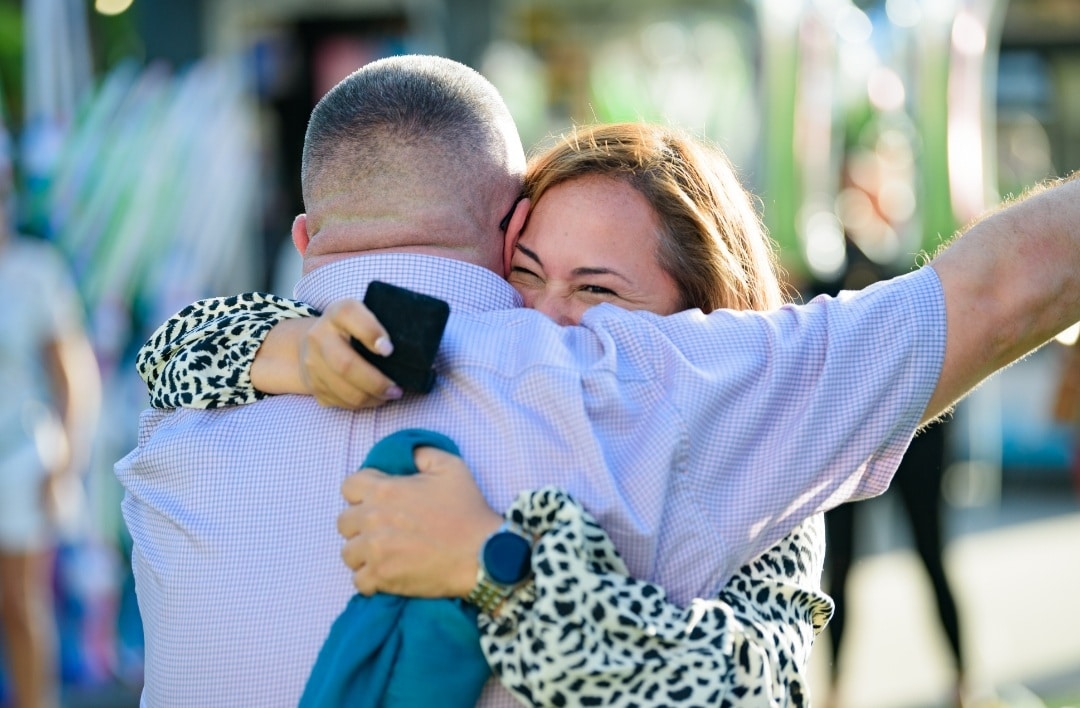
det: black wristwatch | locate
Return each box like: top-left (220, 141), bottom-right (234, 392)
top-left (465, 521), bottom-right (533, 614)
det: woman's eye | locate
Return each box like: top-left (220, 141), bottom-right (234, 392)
top-left (581, 284), bottom-right (617, 297)
top-left (509, 267), bottom-right (544, 286)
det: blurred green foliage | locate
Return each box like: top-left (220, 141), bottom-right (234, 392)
top-left (0, 0), bottom-right (142, 130)
top-left (0, 0), bottom-right (22, 124)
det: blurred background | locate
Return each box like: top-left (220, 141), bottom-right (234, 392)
top-left (0, 0), bottom-right (1078, 706)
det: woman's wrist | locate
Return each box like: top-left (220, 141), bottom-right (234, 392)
top-left (250, 318), bottom-right (316, 394)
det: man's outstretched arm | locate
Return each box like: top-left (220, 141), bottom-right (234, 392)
top-left (926, 172), bottom-right (1080, 422)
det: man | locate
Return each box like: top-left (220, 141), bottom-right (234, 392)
top-left (116, 55), bottom-right (1080, 707)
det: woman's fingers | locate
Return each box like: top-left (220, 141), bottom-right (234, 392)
top-left (325, 299), bottom-right (393, 359)
top-left (412, 447), bottom-right (475, 484)
top-left (336, 458), bottom-right (497, 597)
top-left (299, 299), bottom-right (403, 408)
top-left (340, 538), bottom-right (378, 595)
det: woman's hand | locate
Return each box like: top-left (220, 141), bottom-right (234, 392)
top-left (337, 447), bottom-right (503, 598)
top-left (298, 300), bottom-right (404, 408)
top-left (252, 299), bottom-right (403, 408)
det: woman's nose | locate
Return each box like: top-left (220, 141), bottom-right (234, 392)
top-left (532, 291), bottom-right (578, 326)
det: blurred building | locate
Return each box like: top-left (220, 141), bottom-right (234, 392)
top-left (123, 0), bottom-right (1080, 263)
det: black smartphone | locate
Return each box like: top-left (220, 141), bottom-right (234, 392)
top-left (351, 281), bottom-right (450, 393)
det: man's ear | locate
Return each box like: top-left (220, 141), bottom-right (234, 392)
top-left (291, 214), bottom-right (310, 256)
top-left (502, 197), bottom-right (531, 278)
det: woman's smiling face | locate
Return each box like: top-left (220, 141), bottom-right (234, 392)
top-left (508, 174), bottom-right (683, 325)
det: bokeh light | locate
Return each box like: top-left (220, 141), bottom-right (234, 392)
top-left (95, 0), bottom-right (133, 17)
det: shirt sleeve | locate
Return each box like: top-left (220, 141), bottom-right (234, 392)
top-left (580, 265), bottom-right (947, 590)
top-left (136, 292), bottom-right (320, 409)
top-left (480, 488), bottom-right (831, 708)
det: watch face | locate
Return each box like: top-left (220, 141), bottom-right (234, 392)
top-left (483, 531), bottom-right (532, 585)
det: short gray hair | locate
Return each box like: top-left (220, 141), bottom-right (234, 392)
top-left (301, 55), bottom-right (523, 209)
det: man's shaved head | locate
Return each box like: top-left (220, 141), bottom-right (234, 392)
top-left (300, 55), bottom-right (525, 271)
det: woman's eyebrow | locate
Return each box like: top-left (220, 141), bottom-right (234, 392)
top-left (518, 242), bottom-right (631, 284)
top-left (571, 266), bottom-right (631, 284)
top-left (515, 243), bottom-right (543, 266)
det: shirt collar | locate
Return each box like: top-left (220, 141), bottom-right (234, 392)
top-left (293, 253), bottom-right (523, 313)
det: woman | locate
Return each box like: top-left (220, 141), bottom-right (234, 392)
top-left (138, 122), bottom-right (831, 705)
top-left (0, 195), bottom-right (101, 708)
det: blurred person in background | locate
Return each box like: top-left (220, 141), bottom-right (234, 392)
top-left (0, 180), bottom-right (102, 708)
top-left (816, 146), bottom-right (967, 707)
top-left (825, 416), bottom-right (966, 707)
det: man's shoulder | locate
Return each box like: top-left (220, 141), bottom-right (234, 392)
top-left (444, 308), bottom-right (594, 362)
top-left (121, 397), bottom-right (359, 486)
top-left (134, 395), bottom-right (330, 442)
top-left (136, 407), bottom-right (174, 446)
top-left (440, 306), bottom-right (685, 390)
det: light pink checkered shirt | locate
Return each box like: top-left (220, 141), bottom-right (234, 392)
top-left (117, 253), bottom-right (945, 707)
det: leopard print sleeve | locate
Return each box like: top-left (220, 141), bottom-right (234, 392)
top-left (480, 488), bottom-right (832, 708)
top-left (136, 292), bottom-right (320, 409)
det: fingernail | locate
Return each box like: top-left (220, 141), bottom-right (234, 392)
top-left (374, 336), bottom-right (393, 356)
top-left (385, 385), bottom-right (403, 400)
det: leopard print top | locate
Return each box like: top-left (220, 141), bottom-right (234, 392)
top-left (136, 292), bottom-right (318, 409)
top-left (493, 488), bottom-right (830, 707)
top-left (137, 293), bottom-right (833, 706)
